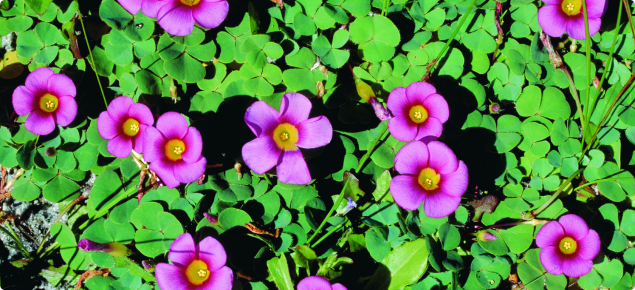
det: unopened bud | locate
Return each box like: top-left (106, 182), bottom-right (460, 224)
top-left (369, 97), bottom-right (391, 121)
top-left (477, 231), bottom-right (497, 241)
top-left (489, 103), bottom-right (501, 114)
top-left (204, 213), bottom-right (219, 225)
top-left (142, 260), bottom-right (155, 271)
top-left (78, 239), bottom-right (130, 256)
top-left (45, 147), bottom-right (56, 157)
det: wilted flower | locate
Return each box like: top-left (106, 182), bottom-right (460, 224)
top-left (298, 276), bottom-right (347, 290)
top-left (98, 96), bottom-right (154, 158)
top-left (155, 233), bottom-right (233, 290)
top-left (390, 141), bottom-right (468, 218)
top-left (143, 112), bottom-right (206, 188)
top-left (117, 0), bottom-right (165, 18)
top-left (12, 67), bottom-right (77, 135)
top-left (78, 239), bottom-right (130, 257)
top-left (386, 82), bottom-right (449, 142)
top-left (242, 93), bottom-right (333, 185)
top-left (538, 0), bottom-right (607, 40)
top-left (536, 214), bottom-right (600, 277)
top-left (156, 0), bottom-right (229, 36)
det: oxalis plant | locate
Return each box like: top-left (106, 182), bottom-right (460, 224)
top-left (1, 0), bottom-right (635, 288)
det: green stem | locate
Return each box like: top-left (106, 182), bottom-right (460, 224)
top-left (427, 0), bottom-right (478, 76)
top-left (581, 0), bottom-right (592, 138)
top-left (484, 219), bottom-right (548, 229)
top-left (77, 186), bottom-right (137, 230)
top-left (356, 126), bottom-right (389, 173)
top-left (561, 68), bottom-right (586, 136)
top-left (78, 12), bottom-right (108, 108)
top-left (311, 220), bottom-right (345, 248)
top-left (573, 176), bottom-right (635, 192)
top-left (531, 168), bottom-right (583, 217)
top-left (307, 179), bottom-right (350, 244)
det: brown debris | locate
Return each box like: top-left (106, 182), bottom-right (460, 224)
top-left (245, 223), bottom-right (279, 238)
top-left (75, 269), bottom-right (111, 289)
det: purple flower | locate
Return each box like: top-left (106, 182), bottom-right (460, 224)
top-left (242, 93), bottom-right (333, 185)
top-left (386, 82), bottom-right (449, 142)
top-left (117, 0), bottom-right (165, 18)
top-left (390, 141), bottom-right (468, 218)
top-left (155, 0), bottom-right (229, 36)
top-left (143, 112), bottom-right (206, 188)
top-left (156, 233), bottom-right (233, 290)
top-left (204, 213), bottom-right (218, 225)
top-left (78, 239), bottom-right (130, 257)
top-left (98, 96), bottom-right (154, 158)
top-left (298, 276), bottom-right (347, 290)
top-left (12, 67), bottom-right (77, 135)
top-left (538, 0), bottom-right (606, 40)
top-left (536, 214), bottom-right (600, 277)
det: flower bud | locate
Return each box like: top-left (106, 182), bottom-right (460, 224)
top-left (204, 213), bottom-right (219, 225)
top-left (477, 231), bottom-right (497, 241)
top-left (44, 147), bottom-right (56, 157)
top-left (489, 103), bottom-right (501, 114)
top-left (78, 239), bottom-right (130, 256)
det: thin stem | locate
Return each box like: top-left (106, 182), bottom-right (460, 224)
top-left (307, 179), bottom-right (350, 244)
top-left (581, 0), bottom-right (592, 139)
top-left (356, 126), bottom-right (389, 173)
top-left (620, 0), bottom-right (635, 44)
top-left (78, 12), bottom-right (108, 108)
top-left (311, 220), bottom-right (345, 248)
top-left (78, 186), bottom-right (137, 230)
top-left (573, 176), bottom-right (635, 192)
top-left (36, 196), bottom-right (86, 256)
top-left (426, 0), bottom-right (479, 76)
top-left (484, 219), bottom-right (548, 229)
top-left (531, 168), bottom-right (584, 217)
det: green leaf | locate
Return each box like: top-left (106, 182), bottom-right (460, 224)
top-left (25, 0), bottom-right (53, 15)
top-left (99, 0), bottom-right (133, 30)
top-left (218, 208), bottom-right (252, 230)
top-left (463, 29), bottom-right (496, 54)
top-left (365, 230), bottom-right (391, 262)
top-left (366, 238), bottom-right (429, 290)
top-left (43, 175), bottom-right (80, 202)
top-left (164, 53), bottom-right (205, 83)
top-left (293, 13), bottom-right (317, 36)
top-left (16, 140), bottom-right (36, 170)
top-left (16, 30), bottom-right (43, 57)
top-left (439, 223), bottom-right (461, 251)
top-left (267, 255), bottom-right (294, 290)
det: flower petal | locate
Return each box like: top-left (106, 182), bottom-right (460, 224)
top-left (427, 141), bottom-right (459, 174)
top-left (279, 93), bottom-right (311, 125)
top-left (174, 157), bottom-right (206, 184)
top-left (107, 96), bottom-right (135, 123)
top-left (332, 283), bottom-right (347, 290)
top-left (53, 96), bottom-right (77, 127)
top-left (157, 2), bottom-right (195, 36)
top-left (201, 266), bottom-right (233, 290)
top-left (132, 124), bottom-right (148, 153)
top-left (128, 102), bottom-right (154, 125)
top-left (415, 117), bottom-right (444, 140)
top-left (277, 150), bottom-right (311, 185)
top-left (587, 0), bottom-right (607, 18)
top-left (117, 0), bottom-right (143, 14)
top-left (559, 214), bottom-right (589, 241)
top-left (541, 0), bottom-right (560, 4)
top-left (576, 229), bottom-right (600, 261)
top-left (107, 135), bottom-right (133, 159)
top-left (47, 74), bottom-right (76, 98)
top-left (386, 87), bottom-right (409, 116)
top-left (540, 246), bottom-right (565, 276)
top-left (439, 161), bottom-right (468, 197)
top-left (536, 221), bottom-right (566, 248)
top-left (298, 276), bottom-right (332, 290)
top-left (98, 111), bottom-right (121, 140)
top-left (242, 137), bottom-right (281, 174)
top-left (197, 236), bottom-right (227, 271)
top-left (406, 82), bottom-right (437, 104)
top-left (390, 175), bottom-right (427, 211)
top-left (150, 158), bottom-right (180, 188)
top-left (296, 116), bottom-right (333, 149)
top-left (12, 86), bottom-right (38, 116)
top-left (168, 233), bottom-right (197, 267)
top-left (155, 263), bottom-right (190, 290)
top-left (25, 110), bottom-right (55, 135)
top-left (566, 16), bottom-right (601, 40)
top-left (388, 115), bottom-right (418, 142)
top-left (394, 141), bottom-right (428, 175)
top-left (423, 191), bottom-right (461, 218)
top-left (563, 255), bottom-right (593, 278)
top-left (245, 101), bottom-right (280, 137)
top-left (25, 67), bottom-right (54, 95)
top-left (156, 111), bottom-right (189, 140)
top-left (422, 94), bottom-right (449, 123)
top-left (181, 127), bottom-right (203, 163)
top-left (142, 0), bottom-right (168, 18)
top-left (192, 0), bottom-right (229, 29)
top-left (538, 5), bottom-right (568, 38)
top-left (143, 126), bottom-right (166, 162)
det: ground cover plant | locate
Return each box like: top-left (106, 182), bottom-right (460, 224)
top-left (1, 0), bottom-right (635, 289)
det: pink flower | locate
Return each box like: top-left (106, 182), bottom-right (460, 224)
top-left (12, 68), bottom-right (77, 135)
top-left (536, 214), bottom-right (601, 277)
top-left (242, 93), bottom-right (333, 185)
top-left (155, 233), bottom-right (233, 290)
top-left (155, 0), bottom-right (229, 36)
top-left (387, 82), bottom-right (449, 142)
top-left (117, 0), bottom-right (165, 18)
top-left (538, 0), bottom-right (607, 40)
top-left (97, 96), bottom-right (154, 158)
top-left (298, 276), bottom-right (347, 290)
top-left (143, 112), bottom-right (206, 188)
top-left (390, 141), bottom-right (468, 218)
top-left (78, 239), bottom-right (130, 257)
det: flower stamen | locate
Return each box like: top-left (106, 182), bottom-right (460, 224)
top-left (179, 0), bottom-right (201, 6)
top-left (165, 139), bottom-right (186, 161)
top-left (39, 93), bottom-right (59, 113)
top-left (197, 269), bottom-right (208, 278)
top-left (174, 146), bottom-right (183, 155)
top-left (280, 132), bottom-right (289, 141)
top-left (418, 168), bottom-right (440, 191)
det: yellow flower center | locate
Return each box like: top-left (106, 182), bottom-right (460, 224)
top-left (409, 105), bottom-right (428, 124)
top-left (180, 0), bottom-right (201, 6)
top-left (558, 237), bottom-right (577, 255)
top-left (418, 167), bottom-right (440, 190)
top-left (561, 0), bottom-right (582, 16)
top-left (185, 260), bottom-right (210, 285)
top-left (165, 139), bottom-right (186, 161)
top-left (273, 123), bottom-right (299, 151)
top-left (122, 118), bottom-right (141, 137)
top-left (39, 93), bottom-right (59, 113)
